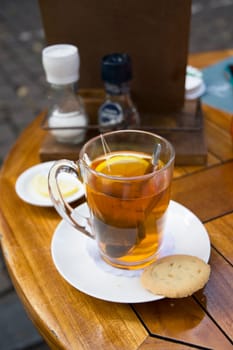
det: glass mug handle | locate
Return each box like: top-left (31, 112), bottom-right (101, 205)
top-left (48, 159), bottom-right (94, 239)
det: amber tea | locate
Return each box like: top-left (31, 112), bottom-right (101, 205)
top-left (49, 130), bottom-right (175, 270)
top-left (86, 151), bottom-right (171, 269)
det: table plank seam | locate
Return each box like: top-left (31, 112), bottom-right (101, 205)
top-left (173, 159), bottom-right (233, 184)
top-left (202, 209), bottom-right (233, 224)
top-left (131, 304), bottom-right (211, 349)
top-left (193, 294), bottom-right (233, 347)
top-left (210, 245), bottom-right (233, 268)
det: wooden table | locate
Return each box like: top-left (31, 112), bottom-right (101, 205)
top-left (0, 51), bottom-right (233, 349)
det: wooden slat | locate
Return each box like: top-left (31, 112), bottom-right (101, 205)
top-left (206, 119), bottom-right (233, 161)
top-left (202, 104), bottom-right (233, 134)
top-left (195, 249), bottom-right (233, 342)
top-left (138, 336), bottom-right (198, 349)
top-left (196, 249), bottom-right (233, 349)
top-left (134, 293), bottom-right (232, 349)
top-left (171, 161), bottom-right (233, 222)
top-left (173, 152), bottom-right (220, 178)
top-left (205, 212), bottom-right (233, 264)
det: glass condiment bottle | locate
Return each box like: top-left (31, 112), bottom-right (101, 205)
top-left (42, 44), bottom-right (88, 144)
top-left (98, 53), bottom-right (140, 131)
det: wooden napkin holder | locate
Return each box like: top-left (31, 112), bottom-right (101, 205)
top-left (38, 0), bottom-right (207, 165)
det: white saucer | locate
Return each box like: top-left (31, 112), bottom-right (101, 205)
top-left (51, 201), bottom-right (211, 303)
top-left (15, 161), bottom-right (84, 207)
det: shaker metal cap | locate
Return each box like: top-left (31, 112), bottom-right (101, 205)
top-left (42, 44), bottom-right (80, 84)
top-left (101, 53), bottom-right (132, 84)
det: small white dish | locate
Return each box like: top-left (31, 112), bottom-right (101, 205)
top-left (51, 201), bottom-right (211, 303)
top-left (185, 81), bottom-right (206, 100)
top-left (15, 161), bottom-right (84, 207)
top-left (185, 65), bottom-right (206, 100)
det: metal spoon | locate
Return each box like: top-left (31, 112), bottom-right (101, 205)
top-left (152, 143), bottom-right (161, 168)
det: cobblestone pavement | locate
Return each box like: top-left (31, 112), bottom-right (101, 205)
top-left (0, 0), bottom-right (233, 349)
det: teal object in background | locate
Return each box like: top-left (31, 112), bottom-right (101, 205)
top-left (224, 64), bottom-right (233, 86)
top-left (201, 57), bottom-right (233, 114)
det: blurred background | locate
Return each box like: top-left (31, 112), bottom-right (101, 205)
top-left (0, 0), bottom-right (233, 349)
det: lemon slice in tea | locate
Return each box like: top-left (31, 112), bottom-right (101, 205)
top-left (31, 173), bottom-right (79, 198)
top-left (95, 153), bottom-right (152, 177)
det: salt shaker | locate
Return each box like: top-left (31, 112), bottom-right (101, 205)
top-left (42, 44), bottom-right (88, 144)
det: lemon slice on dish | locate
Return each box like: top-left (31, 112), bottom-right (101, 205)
top-left (31, 173), bottom-right (79, 198)
top-left (95, 154), bottom-right (151, 177)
